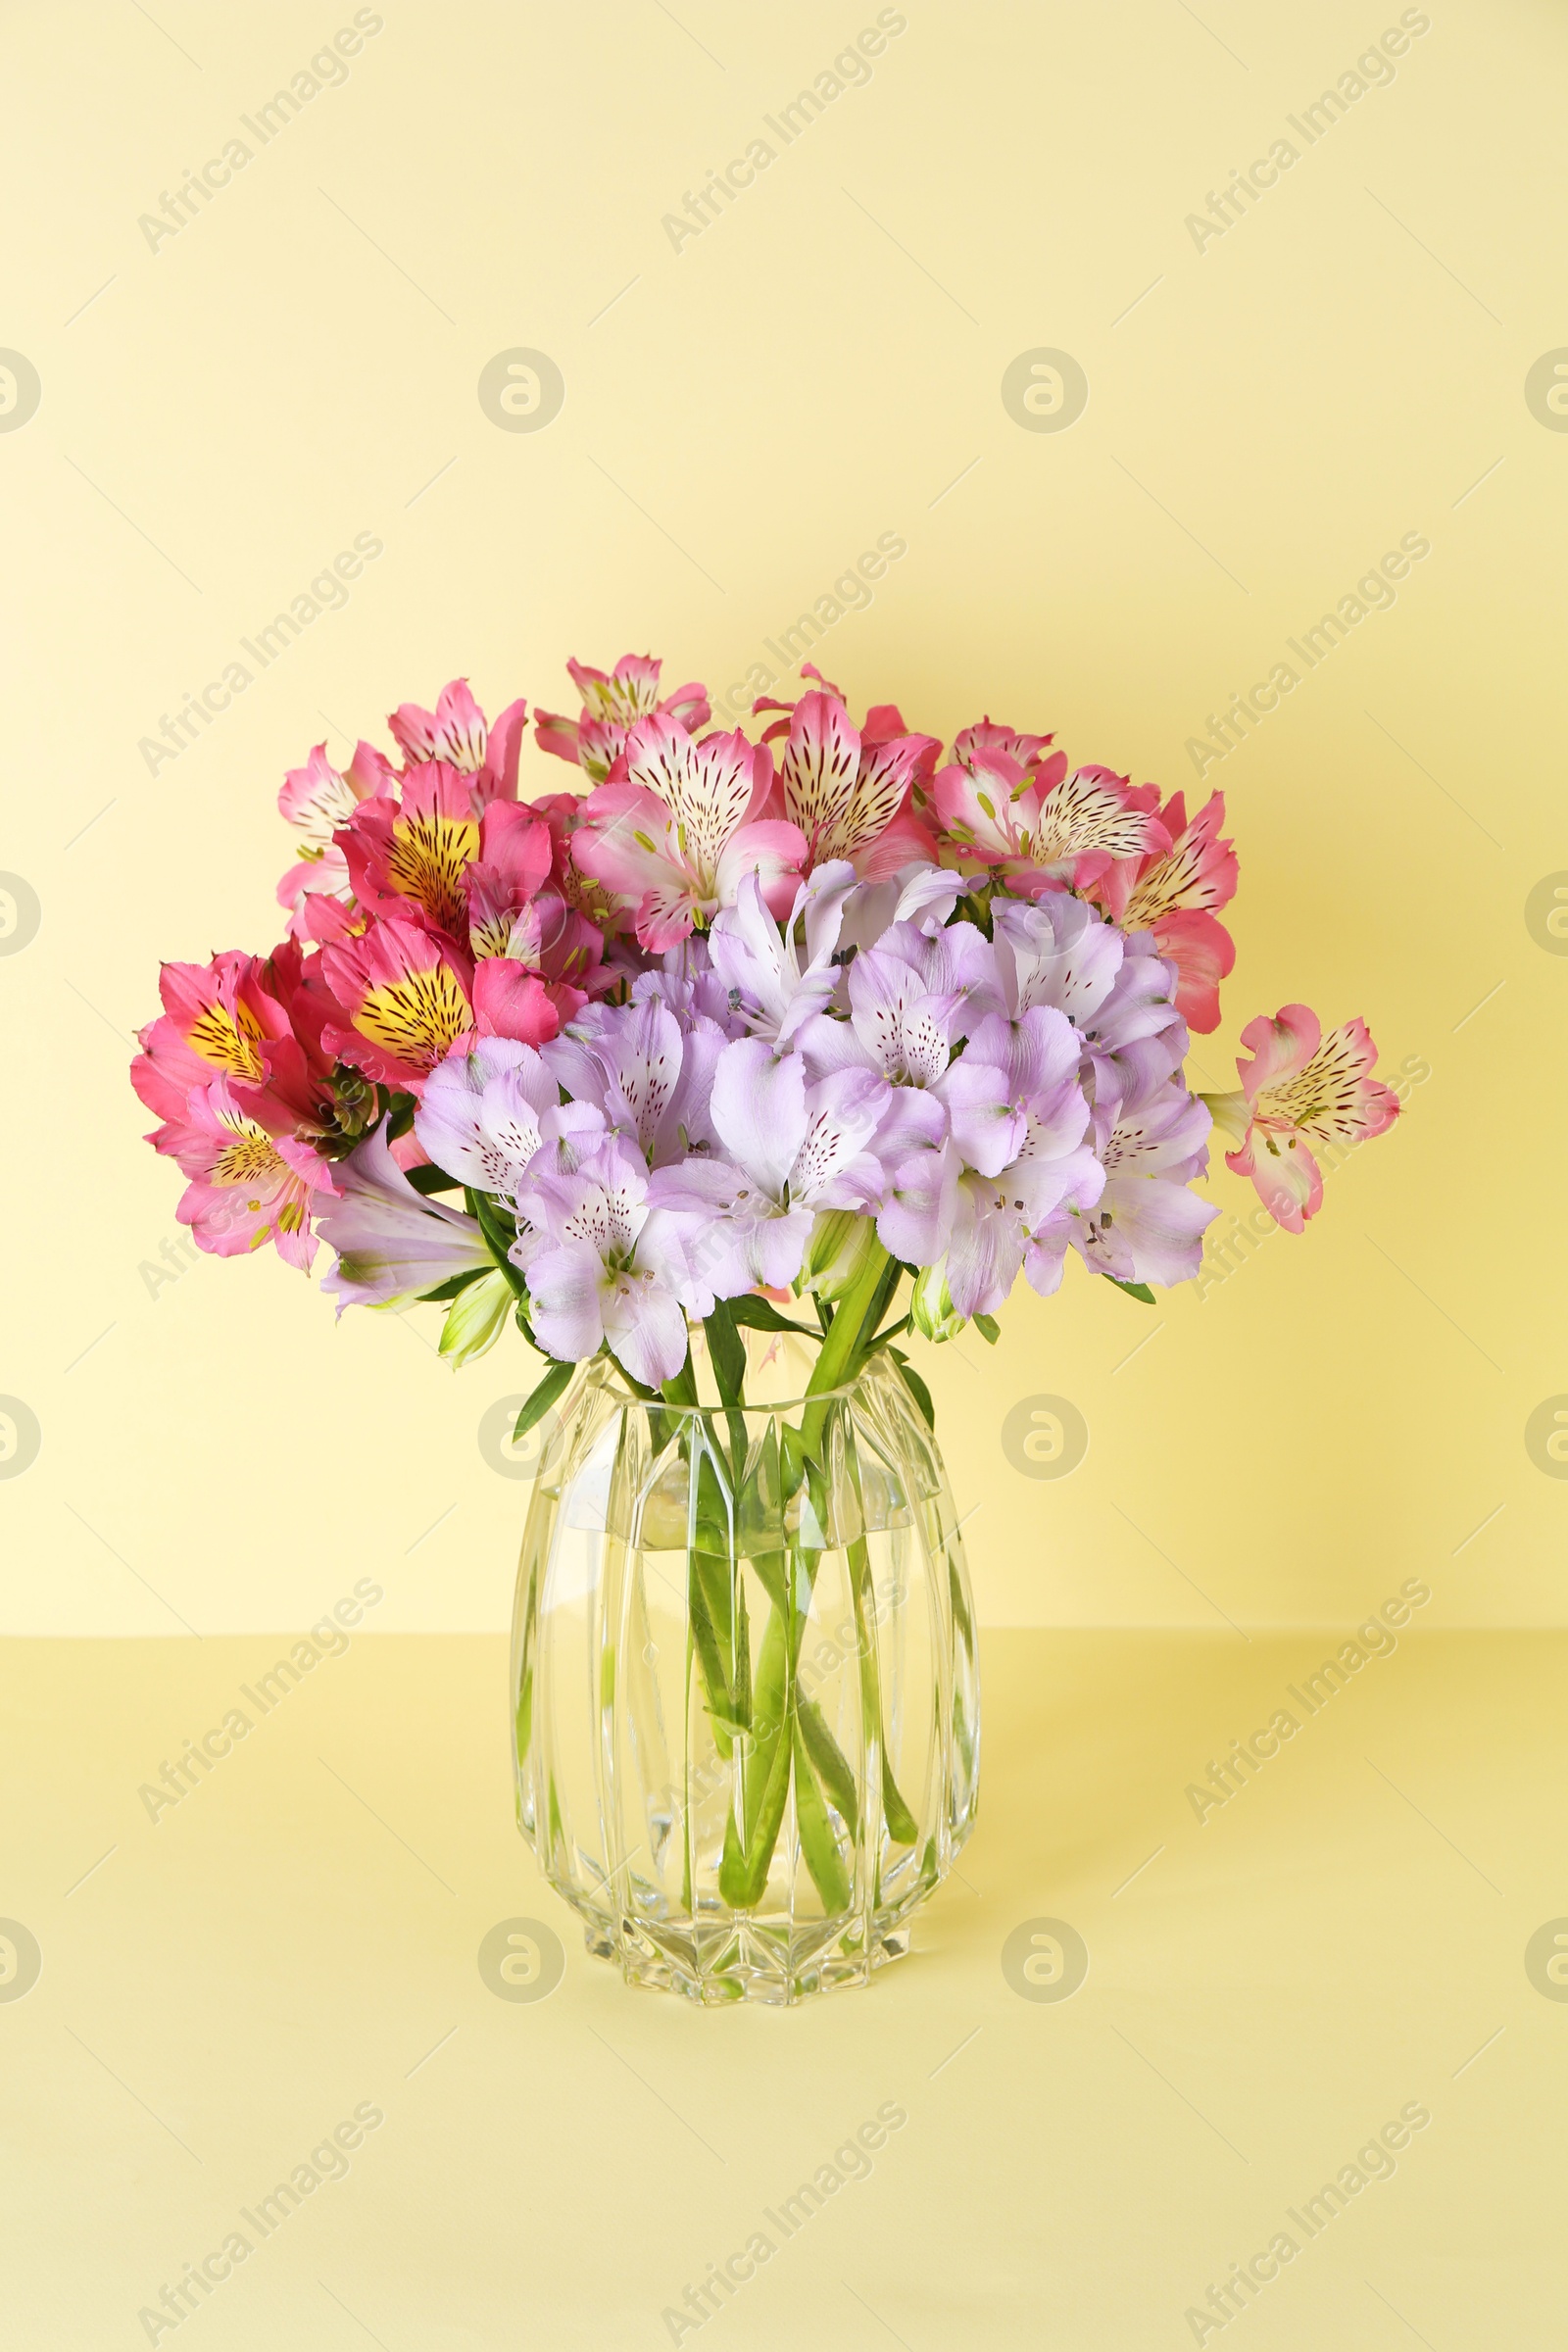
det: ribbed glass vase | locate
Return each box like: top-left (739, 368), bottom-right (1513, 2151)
top-left (509, 1343), bottom-right (979, 2004)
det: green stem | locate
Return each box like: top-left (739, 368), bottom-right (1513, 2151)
top-left (800, 1241), bottom-right (897, 1462)
top-left (694, 1246), bottom-right (912, 1916)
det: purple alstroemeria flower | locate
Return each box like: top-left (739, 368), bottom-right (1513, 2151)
top-left (414, 1035), bottom-right (602, 1200)
top-left (1070, 1039), bottom-right (1217, 1288)
top-left (318, 1121), bottom-right (492, 1310)
top-left (546, 997), bottom-right (725, 1168)
top-left (648, 1038), bottom-right (893, 1296)
top-left (510, 1129), bottom-right (712, 1387)
top-left (707, 864), bottom-right (858, 1044)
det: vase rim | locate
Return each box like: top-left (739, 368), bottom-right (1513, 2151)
top-left (586, 1357), bottom-right (889, 1415)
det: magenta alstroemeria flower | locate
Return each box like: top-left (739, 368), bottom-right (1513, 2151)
top-left (321, 918), bottom-right (478, 1095)
top-left (463, 800), bottom-right (606, 1028)
top-left (511, 1131), bottom-right (710, 1386)
top-left (338, 762), bottom-right (491, 941)
top-left (572, 714), bottom-right (807, 953)
top-left (1205, 1005), bottom-right (1399, 1232)
top-left (132, 947), bottom-right (300, 1122)
top-left (131, 941), bottom-right (340, 1141)
top-left (535, 654), bottom-right (710, 785)
top-left (318, 1121), bottom-right (492, 1309)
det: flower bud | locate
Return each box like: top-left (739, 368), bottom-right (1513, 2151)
top-left (438, 1268), bottom-right (514, 1366)
top-left (1198, 1089), bottom-right (1248, 1147)
top-left (910, 1261), bottom-right (964, 1344)
top-left (798, 1210), bottom-right (877, 1302)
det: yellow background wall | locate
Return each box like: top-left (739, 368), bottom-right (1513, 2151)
top-left (3, 0), bottom-right (1563, 1633)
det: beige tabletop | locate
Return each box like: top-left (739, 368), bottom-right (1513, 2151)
top-left (3, 1626), bottom-right (1560, 2348)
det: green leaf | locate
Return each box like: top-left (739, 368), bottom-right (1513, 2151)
top-left (1103, 1276), bottom-right (1156, 1305)
top-left (725, 1293), bottom-right (819, 1339)
top-left (514, 1358), bottom-right (573, 1441)
top-left (416, 1266), bottom-right (489, 1303)
top-left (469, 1189), bottom-right (528, 1299)
top-left (882, 1753), bottom-right (919, 1846)
top-left (972, 1312), bottom-right (1001, 1345)
top-left (384, 1092), bottom-right (416, 1141)
top-left (407, 1162), bottom-right (462, 1196)
top-left (861, 1256), bottom-right (905, 1349)
top-left (888, 1347), bottom-right (936, 1431)
top-left (704, 1300), bottom-right (748, 1407)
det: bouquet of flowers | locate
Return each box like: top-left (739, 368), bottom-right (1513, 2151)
top-left (131, 654), bottom-right (1399, 1429)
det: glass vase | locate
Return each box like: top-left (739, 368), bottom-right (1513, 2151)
top-left (508, 1342), bottom-right (979, 2004)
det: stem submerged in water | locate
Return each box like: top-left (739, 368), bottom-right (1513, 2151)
top-left (676, 1239), bottom-right (911, 1917)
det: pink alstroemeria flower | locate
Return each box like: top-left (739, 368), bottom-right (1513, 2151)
top-left (763, 689), bottom-right (943, 878)
top-left (276, 739), bottom-right (398, 941)
top-left (571, 713), bottom-right (807, 953)
top-left (1086, 791), bottom-right (1239, 1034)
top-left (321, 921), bottom-right (477, 1095)
top-left (335, 780), bottom-right (573, 1040)
top-left (461, 800), bottom-right (555, 955)
top-left (388, 678), bottom-right (529, 807)
top-left (318, 1121), bottom-right (493, 1309)
top-left (932, 750), bottom-right (1168, 899)
top-left (151, 1075), bottom-right (338, 1270)
top-left (949, 716), bottom-right (1059, 774)
top-left (1205, 1005), bottom-right (1400, 1232)
top-left (535, 654), bottom-right (710, 784)
top-left (323, 910), bottom-right (566, 1097)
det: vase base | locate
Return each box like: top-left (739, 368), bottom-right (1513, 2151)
top-left (578, 1912), bottom-right (914, 2005)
